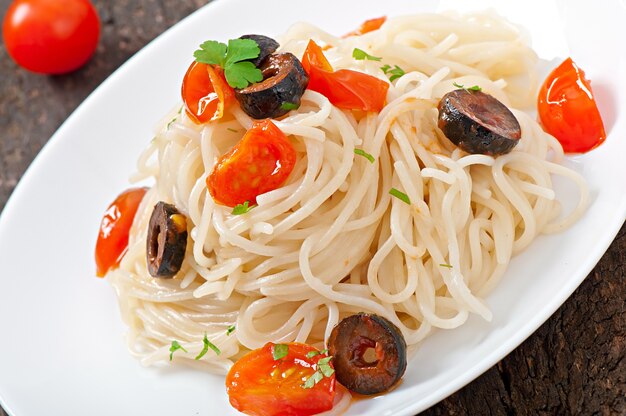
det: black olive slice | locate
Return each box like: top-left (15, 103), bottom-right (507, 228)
top-left (234, 53), bottom-right (309, 119)
top-left (239, 34), bottom-right (279, 67)
top-left (328, 313), bottom-right (407, 395)
top-left (437, 89), bottom-right (521, 156)
top-left (146, 202), bottom-right (188, 278)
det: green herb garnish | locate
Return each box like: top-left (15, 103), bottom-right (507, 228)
top-left (195, 333), bottom-right (220, 360)
top-left (303, 356), bottom-right (334, 389)
top-left (389, 188), bottom-right (410, 205)
top-left (281, 102), bottom-right (299, 111)
top-left (272, 344), bottom-right (289, 360)
top-left (227, 127), bottom-right (239, 133)
top-left (439, 263), bottom-right (453, 268)
top-left (169, 340), bottom-right (188, 361)
top-left (354, 148), bottom-right (375, 164)
top-left (226, 325), bottom-right (236, 336)
top-left (305, 349), bottom-right (328, 359)
top-left (381, 64), bottom-right (405, 82)
top-left (231, 201), bottom-right (255, 215)
top-left (453, 82), bottom-right (482, 92)
top-left (303, 370), bottom-right (324, 388)
top-left (194, 39), bottom-right (263, 89)
top-left (353, 48), bottom-right (382, 61)
top-left (167, 118), bottom-right (176, 130)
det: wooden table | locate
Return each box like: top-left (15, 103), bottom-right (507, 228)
top-left (0, 1), bottom-right (624, 414)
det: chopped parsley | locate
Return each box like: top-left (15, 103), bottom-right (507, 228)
top-left (194, 38), bottom-right (263, 89)
top-left (167, 118), bottom-right (177, 130)
top-left (381, 64), bottom-right (405, 82)
top-left (272, 344), bottom-right (289, 360)
top-left (169, 340), bottom-right (187, 361)
top-left (231, 201), bottom-right (255, 215)
top-left (354, 148), bottom-right (375, 164)
top-left (305, 349), bottom-right (328, 359)
top-left (389, 188), bottom-right (410, 205)
top-left (453, 82), bottom-right (482, 92)
top-left (280, 102), bottom-right (299, 111)
top-left (227, 127), bottom-right (239, 133)
top-left (352, 48), bottom-right (382, 61)
top-left (439, 263), bottom-right (453, 268)
top-left (226, 325), bottom-right (236, 336)
top-left (195, 333), bottom-right (221, 360)
top-left (303, 356), bottom-right (335, 389)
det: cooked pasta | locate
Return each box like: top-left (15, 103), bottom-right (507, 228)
top-left (107, 11), bottom-right (588, 377)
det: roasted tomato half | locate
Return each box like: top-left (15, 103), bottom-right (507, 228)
top-left (207, 119), bottom-right (296, 207)
top-left (226, 342), bottom-right (336, 416)
top-left (537, 57), bottom-right (606, 153)
top-left (182, 61), bottom-right (234, 124)
top-left (95, 187), bottom-right (147, 277)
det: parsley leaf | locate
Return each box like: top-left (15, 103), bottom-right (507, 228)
top-left (194, 38), bottom-right (263, 89)
top-left (381, 64), bottom-right (405, 82)
top-left (169, 340), bottom-right (188, 361)
top-left (226, 325), bottom-right (236, 335)
top-left (232, 201), bottom-right (255, 215)
top-left (195, 333), bottom-right (220, 360)
top-left (281, 102), bottom-right (299, 111)
top-left (439, 263), bottom-right (453, 268)
top-left (225, 61), bottom-right (263, 89)
top-left (272, 344), bottom-right (289, 360)
top-left (353, 48), bottom-right (382, 61)
top-left (303, 355), bottom-right (334, 388)
top-left (354, 148), bottom-right (375, 163)
top-left (453, 82), bottom-right (482, 92)
top-left (194, 40), bottom-right (227, 67)
top-left (305, 349), bottom-right (328, 359)
top-left (225, 38), bottom-right (260, 65)
top-left (303, 370), bottom-right (324, 388)
top-left (389, 188), bottom-right (411, 205)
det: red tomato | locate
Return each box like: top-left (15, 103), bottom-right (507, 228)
top-left (95, 188), bottom-right (147, 277)
top-left (343, 16), bottom-right (387, 37)
top-left (302, 40), bottom-right (389, 112)
top-left (226, 342), bottom-right (336, 416)
top-left (207, 120), bottom-right (296, 207)
top-left (182, 61), bottom-right (234, 124)
top-left (2, 0), bottom-right (100, 74)
top-left (537, 57), bottom-right (606, 153)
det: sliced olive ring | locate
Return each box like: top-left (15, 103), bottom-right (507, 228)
top-left (328, 313), bottom-right (407, 395)
top-left (146, 202), bottom-right (188, 278)
top-left (239, 34), bottom-right (279, 67)
top-left (437, 89), bottom-right (521, 156)
top-left (235, 52), bottom-right (309, 119)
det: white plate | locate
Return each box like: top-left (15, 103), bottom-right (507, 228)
top-left (1, 0), bottom-right (625, 415)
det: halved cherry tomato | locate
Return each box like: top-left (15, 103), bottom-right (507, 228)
top-left (95, 187), bottom-right (147, 277)
top-left (2, 0), bottom-right (100, 74)
top-left (302, 40), bottom-right (389, 112)
top-left (537, 57), bottom-right (606, 153)
top-left (207, 119), bottom-right (296, 207)
top-left (226, 342), bottom-right (336, 416)
top-left (182, 62), bottom-right (234, 124)
top-left (343, 16), bottom-right (387, 37)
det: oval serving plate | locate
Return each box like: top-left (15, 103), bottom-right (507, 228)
top-left (0, 0), bottom-right (625, 415)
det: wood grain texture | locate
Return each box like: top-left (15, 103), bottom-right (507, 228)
top-left (0, 1), bottom-right (624, 415)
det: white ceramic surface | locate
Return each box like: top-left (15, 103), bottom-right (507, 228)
top-left (1, 0), bottom-right (625, 415)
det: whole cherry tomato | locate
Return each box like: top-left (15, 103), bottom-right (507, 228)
top-left (302, 40), bottom-right (389, 112)
top-left (207, 120), bottom-right (296, 207)
top-left (343, 16), bottom-right (387, 37)
top-left (182, 61), bottom-right (234, 124)
top-left (537, 57), bottom-right (606, 153)
top-left (95, 188), bottom-right (147, 277)
top-left (2, 0), bottom-right (100, 74)
top-left (226, 342), bottom-right (336, 416)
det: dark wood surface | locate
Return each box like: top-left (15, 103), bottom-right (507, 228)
top-left (0, 1), bottom-right (624, 415)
